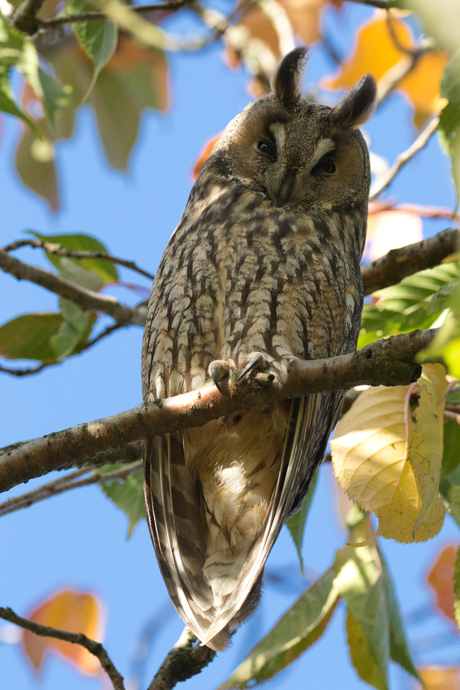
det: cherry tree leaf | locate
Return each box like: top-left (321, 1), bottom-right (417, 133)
top-left (331, 364), bottom-right (447, 543)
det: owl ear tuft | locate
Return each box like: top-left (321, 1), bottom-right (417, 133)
top-left (271, 47), bottom-right (310, 108)
top-left (330, 75), bottom-right (377, 128)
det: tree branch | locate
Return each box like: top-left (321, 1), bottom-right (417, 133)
top-left (37, 0), bottom-right (191, 27)
top-left (12, 0), bottom-right (45, 34)
top-left (0, 460), bottom-right (142, 518)
top-left (362, 228), bottom-right (459, 295)
top-left (0, 249), bottom-right (146, 326)
top-left (0, 607), bottom-right (125, 690)
top-left (149, 627), bottom-right (216, 690)
top-left (3, 240), bottom-right (155, 281)
top-left (341, 0), bottom-right (396, 8)
top-left (369, 117), bottom-right (440, 201)
top-left (0, 329), bottom-right (435, 493)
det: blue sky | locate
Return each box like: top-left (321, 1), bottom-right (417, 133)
top-left (1, 2), bottom-right (459, 689)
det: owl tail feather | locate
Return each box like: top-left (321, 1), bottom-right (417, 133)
top-left (143, 391), bottom-right (341, 651)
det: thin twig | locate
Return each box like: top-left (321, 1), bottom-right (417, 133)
top-left (361, 228), bottom-right (459, 295)
top-left (369, 117), bottom-right (440, 201)
top-left (0, 461), bottom-right (142, 518)
top-left (444, 410), bottom-right (460, 424)
top-left (0, 607), bottom-right (125, 690)
top-left (0, 329), bottom-right (434, 493)
top-left (368, 201), bottom-right (460, 220)
top-left (0, 249), bottom-right (146, 325)
top-left (341, 0), bottom-right (396, 8)
top-left (12, 0), bottom-right (45, 33)
top-left (0, 361), bottom-right (57, 377)
top-left (38, 0), bottom-right (191, 26)
top-left (149, 627), bottom-right (216, 690)
top-left (3, 240), bottom-right (155, 281)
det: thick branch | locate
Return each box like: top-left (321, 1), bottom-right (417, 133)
top-left (0, 250), bottom-right (146, 325)
top-left (38, 0), bottom-right (191, 27)
top-left (0, 329), bottom-right (435, 493)
top-left (0, 607), bottom-right (125, 690)
top-left (149, 627), bottom-right (216, 690)
top-left (362, 228), bottom-right (459, 295)
top-left (12, 0), bottom-right (45, 33)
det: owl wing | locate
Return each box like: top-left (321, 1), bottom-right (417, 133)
top-left (143, 388), bottom-right (343, 650)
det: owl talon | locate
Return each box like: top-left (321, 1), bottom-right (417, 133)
top-left (209, 360), bottom-right (231, 395)
top-left (237, 353), bottom-right (267, 382)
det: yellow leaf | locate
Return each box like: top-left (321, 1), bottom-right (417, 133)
top-left (22, 589), bottom-right (105, 675)
top-left (419, 667), bottom-right (460, 690)
top-left (331, 364), bottom-right (448, 543)
top-left (365, 210), bottom-right (423, 261)
top-left (322, 11), bottom-right (448, 122)
top-left (427, 544), bottom-right (458, 623)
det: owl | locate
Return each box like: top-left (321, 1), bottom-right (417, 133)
top-left (142, 47), bottom-right (377, 651)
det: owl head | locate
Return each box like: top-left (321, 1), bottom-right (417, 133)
top-left (214, 47), bottom-right (377, 210)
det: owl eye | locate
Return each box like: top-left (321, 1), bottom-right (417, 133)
top-left (312, 159), bottom-right (336, 175)
top-left (257, 140), bottom-right (276, 159)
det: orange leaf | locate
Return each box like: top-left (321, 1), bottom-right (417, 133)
top-left (322, 11), bottom-right (448, 123)
top-left (419, 666), bottom-right (460, 690)
top-left (365, 210), bottom-right (423, 261)
top-left (426, 544), bottom-right (459, 623)
top-left (22, 589), bottom-right (105, 675)
top-left (191, 133), bottom-right (221, 180)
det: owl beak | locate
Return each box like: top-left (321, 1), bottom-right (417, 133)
top-left (270, 169), bottom-right (302, 207)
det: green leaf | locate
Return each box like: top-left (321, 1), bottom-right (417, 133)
top-left (217, 569), bottom-right (339, 690)
top-left (50, 299), bottom-right (96, 360)
top-left (346, 610), bottom-right (388, 690)
top-left (0, 313), bottom-right (63, 362)
top-left (454, 545), bottom-right (460, 631)
top-left (0, 67), bottom-right (41, 136)
top-left (438, 102), bottom-right (460, 212)
top-left (441, 420), bottom-right (460, 479)
top-left (29, 231), bottom-right (118, 283)
top-left (439, 477), bottom-right (460, 528)
top-left (66, 0), bottom-right (118, 98)
top-left (100, 465), bottom-right (145, 537)
top-left (38, 67), bottom-right (72, 127)
top-left (379, 548), bottom-right (420, 681)
top-left (285, 472), bottom-right (318, 575)
top-left (15, 128), bottom-right (59, 210)
top-left (359, 263), bottom-right (460, 348)
top-left (419, 271), bottom-right (460, 378)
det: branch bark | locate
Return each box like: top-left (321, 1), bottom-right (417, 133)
top-left (0, 607), bottom-right (125, 690)
top-left (362, 228), bottom-right (459, 295)
top-left (149, 628), bottom-right (216, 690)
top-left (0, 249), bottom-right (146, 325)
top-left (0, 329), bottom-right (435, 493)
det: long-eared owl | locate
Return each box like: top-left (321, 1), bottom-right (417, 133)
top-left (142, 47), bottom-right (377, 651)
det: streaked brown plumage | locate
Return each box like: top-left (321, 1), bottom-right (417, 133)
top-left (142, 47), bottom-right (377, 651)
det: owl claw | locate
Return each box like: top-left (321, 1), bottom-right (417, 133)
top-left (209, 360), bottom-right (230, 395)
top-left (237, 353), bottom-right (267, 382)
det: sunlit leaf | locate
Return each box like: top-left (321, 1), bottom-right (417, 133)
top-left (441, 420), bottom-right (460, 479)
top-left (218, 569), bottom-right (339, 689)
top-left (29, 231), bottom-right (119, 283)
top-left (401, 0), bottom-right (460, 54)
top-left (100, 464), bottom-right (145, 537)
top-left (22, 589), bottom-right (104, 674)
top-left (331, 364), bottom-right (447, 542)
top-left (15, 126), bottom-right (58, 210)
top-left (323, 12), bottom-right (448, 124)
top-left (286, 471), bottom-right (318, 575)
top-left (66, 0), bottom-right (118, 98)
top-left (427, 544), bottom-right (458, 623)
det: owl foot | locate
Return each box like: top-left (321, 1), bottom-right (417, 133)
top-left (237, 352), bottom-right (267, 382)
top-left (209, 360), bottom-right (231, 395)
